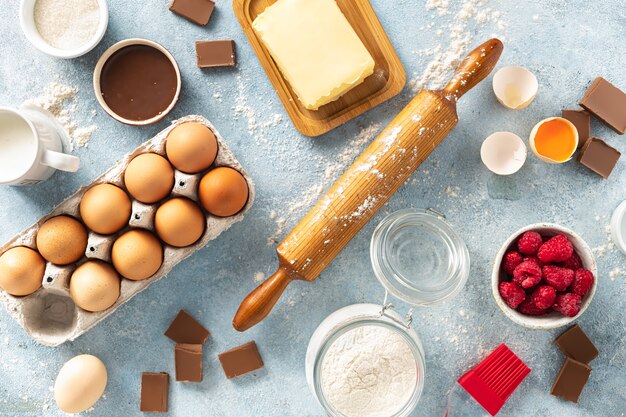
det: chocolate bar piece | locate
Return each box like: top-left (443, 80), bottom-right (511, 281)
top-left (550, 358), bottom-right (591, 403)
top-left (175, 344), bottom-right (203, 382)
top-left (195, 41), bottom-right (236, 68)
top-left (555, 324), bottom-right (598, 364)
top-left (578, 137), bottom-right (621, 179)
top-left (164, 310), bottom-right (210, 345)
top-left (218, 341), bottom-right (264, 379)
top-left (140, 372), bottom-right (169, 412)
top-left (579, 77), bottom-right (626, 134)
top-left (169, 0), bottom-right (215, 26)
top-left (562, 109), bottom-right (591, 149)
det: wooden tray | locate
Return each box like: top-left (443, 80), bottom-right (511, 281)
top-left (233, 0), bottom-right (406, 137)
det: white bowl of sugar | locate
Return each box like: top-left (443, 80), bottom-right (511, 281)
top-left (19, 0), bottom-right (108, 59)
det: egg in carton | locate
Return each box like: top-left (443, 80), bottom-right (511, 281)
top-left (0, 115), bottom-right (255, 346)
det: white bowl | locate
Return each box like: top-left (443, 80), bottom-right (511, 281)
top-left (610, 200), bottom-right (626, 256)
top-left (19, 0), bottom-right (109, 59)
top-left (93, 39), bottom-right (182, 126)
top-left (491, 223), bottom-right (597, 330)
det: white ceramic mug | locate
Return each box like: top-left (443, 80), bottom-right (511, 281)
top-left (0, 105), bottom-right (80, 185)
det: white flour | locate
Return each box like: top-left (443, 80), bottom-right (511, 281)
top-left (320, 325), bottom-right (418, 417)
top-left (411, 0), bottom-right (507, 92)
top-left (34, 0), bottom-right (100, 50)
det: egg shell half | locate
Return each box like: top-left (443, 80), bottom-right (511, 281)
top-left (54, 354), bottom-right (107, 413)
top-left (480, 131), bottom-right (527, 175)
top-left (492, 66), bottom-right (538, 110)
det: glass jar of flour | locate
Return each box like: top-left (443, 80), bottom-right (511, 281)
top-left (305, 209), bottom-right (470, 417)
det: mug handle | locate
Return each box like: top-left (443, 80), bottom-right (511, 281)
top-left (41, 150), bottom-right (80, 173)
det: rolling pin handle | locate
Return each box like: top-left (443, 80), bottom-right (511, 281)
top-left (233, 268), bottom-right (293, 332)
top-left (443, 38), bottom-right (504, 101)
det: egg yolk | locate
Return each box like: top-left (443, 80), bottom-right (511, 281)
top-left (533, 119), bottom-right (577, 162)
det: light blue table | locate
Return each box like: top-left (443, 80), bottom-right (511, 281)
top-left (0, 1), bottom-right (625, 416)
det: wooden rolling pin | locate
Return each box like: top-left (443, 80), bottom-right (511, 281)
top-left (234, 38), bottom-right (504, 331)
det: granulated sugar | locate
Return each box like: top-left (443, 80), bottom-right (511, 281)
top-left (23, 82), bottom-right (98, 151)
top-left (410, 0), bottom-right (507, 92)
top-left (34, 0), bottom-right (100, 50)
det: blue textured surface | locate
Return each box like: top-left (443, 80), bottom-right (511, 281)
top-left (1, 0), bottom-right (625, 416)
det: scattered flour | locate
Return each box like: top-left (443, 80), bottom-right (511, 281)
top-left (23, 82), bottom-right (97, 151)
top-left (267, 122), bottom-right (382, 244)
top-left (253, 271), bottom-right (266, 282)
top-left (233, 75), bottom-right (283, 143)
top-left (320, 325), bottom-right (418, 417)
top-left (410, 0), bottom-right (507, 92)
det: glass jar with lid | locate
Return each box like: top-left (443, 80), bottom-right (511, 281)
top-left (305, 208), bottom-right (470, 417)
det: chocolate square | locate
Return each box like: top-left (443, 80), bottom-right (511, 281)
top-left (550, 358), bottom-right (591, 403)
top-left (562, 109), bottom-right (591, 149)
top-left (195, 40), bottom-right (237, 68)
top-left (555, 324), bottom-right (598, 364)
top-left (169, 0), bottom-right (215, 26)
top-left (578, 137), bottom-right (621, 179)
top-left (140, 372), bottom-right (169, 412)
top-left (175, 344), bottom-right (203, 382)
top-left (579, 77), bottom-right (626, 134)
top-left (218, 341), bottom-right (264, 379)
top-left (164, 310), bottom-right (210, 345)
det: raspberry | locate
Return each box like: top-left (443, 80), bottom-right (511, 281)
top-left (499, 282), bottom-right (526, 309)
top-left (523, 256), bottom-right (544, 267)
top-left (512, 261), bottom-right (542, 289)
top-left (560, 252), bottom-right (583, 270)
top-left (518, 298), bottom-right (550, 316)
top-left (530, 285), bottom-right (557, 310)
top-left (571, 269), bottom-right (594, 297)
top-left (502, 251), bottom-right (523, 275)
top-left (543, 265), bottom-right (575, 291)
top-left (553, 293), bottom-right (582, 317)
top-left (537, 234), bottom-right (574, 263)
top-left (517, 231), bottom-right (543, 255)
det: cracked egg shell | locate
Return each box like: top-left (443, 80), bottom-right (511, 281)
top-left (480, 131), bottom-right (527, 175)
top-left (492, 66), bottom-right (538, 110)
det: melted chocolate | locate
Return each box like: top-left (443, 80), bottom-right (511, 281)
top-left (100, 44), bottom-right (178, 121)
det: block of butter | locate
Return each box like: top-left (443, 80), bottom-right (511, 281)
top-left (252, 0), bottom-right (375, 110)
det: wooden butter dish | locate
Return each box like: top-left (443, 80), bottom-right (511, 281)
top-left (233, 0), bottom-right (405, 137)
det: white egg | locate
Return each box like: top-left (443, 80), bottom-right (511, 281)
top-left (54, 354), bottom-right (107, 413)
top-left (480, 131), bottom-right (527, 175)
top-left (492, 66), bottom-right (538, 110)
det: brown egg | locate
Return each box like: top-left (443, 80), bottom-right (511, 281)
top-left (80, 184), bottom-right (132, 235)
top-left (165, 122), bottom-right (218, 173)
top-left (155, 198), bottom-right (205, 247)
top-left (111, 229), bottom-right (163, 281)
top-left (124, 153), bottom-right (174, 203)
top-left (37, 216), bottom-right (88, 265)
top-left (0, 247), bottom-right (45, 296)
top-left (198, 167), bottom-right (249, 217)
top-left (70, 260), bottom-right (120, 312)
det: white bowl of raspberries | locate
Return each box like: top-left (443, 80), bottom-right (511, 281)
top-left (492, 223), bottom-right (597, 330)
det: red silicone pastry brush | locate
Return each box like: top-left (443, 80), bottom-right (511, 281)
top-left (446, 344), bottom-right (531, 417)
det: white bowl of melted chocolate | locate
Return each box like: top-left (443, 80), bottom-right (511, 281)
top-left (93, 38), bottom-right (181, 126)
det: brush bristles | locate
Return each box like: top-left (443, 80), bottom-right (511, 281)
top-left (474, 345), bottom-right (531, 400)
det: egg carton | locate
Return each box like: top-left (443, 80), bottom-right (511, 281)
top-left (0, 115), bottom-right (255, 346)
